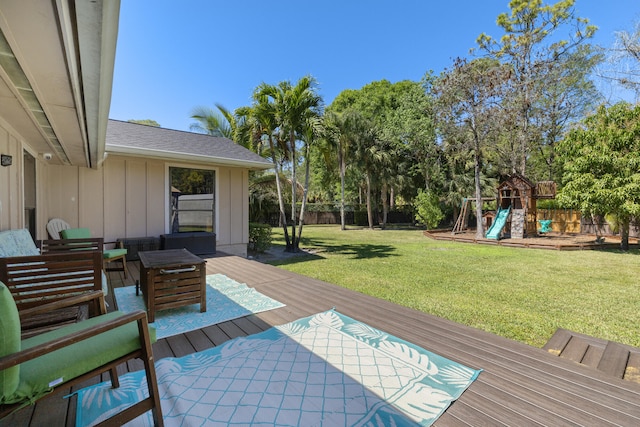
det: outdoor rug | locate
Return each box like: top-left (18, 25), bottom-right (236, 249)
top-left (75, 309), bottom-right (481, 426)
top-left (113, 273), bottom-right (285, 339)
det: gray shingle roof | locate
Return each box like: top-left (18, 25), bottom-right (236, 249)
top-left (106, 119), bottom-right (272, 169)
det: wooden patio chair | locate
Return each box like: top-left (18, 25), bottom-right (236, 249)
top-left (46, 218), bottom-right (70, 240)
top-left (0, 247), bottom-right (105, 338)
top-left (61, 228), bottom-right (129, 279)
top-left (0, 283), bottom-right (164, 426)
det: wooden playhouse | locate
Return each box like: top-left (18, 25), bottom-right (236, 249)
top-left (496, 173), bottom-right (556, 238)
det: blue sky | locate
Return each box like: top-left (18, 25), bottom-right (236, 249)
top-left (109, 1), bottom-right (640, 132)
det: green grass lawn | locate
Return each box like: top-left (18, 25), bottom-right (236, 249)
top-left (267, 225), bottom-right (640, 348)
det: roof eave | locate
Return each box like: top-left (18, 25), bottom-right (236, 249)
top-left (106, 144), bottom-right (273, 170)
top-left (73, 0), bottom-right (120, 169)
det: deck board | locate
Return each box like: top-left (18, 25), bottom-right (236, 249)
top-left (8, 252), bottom-right (640, 426)
top-left (626, 352), bottom-right (640, 382)
top-left (581, 345), bottom-right (605, 368)
top-left (560, 336), bottom-right (591, 362)
top-left (598, 342), bottom-right (631, 378)
top-left (545, 328), bottom-right (640, 385)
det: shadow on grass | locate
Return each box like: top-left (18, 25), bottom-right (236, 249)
top-left (267, 241), bottom-right (398, 267)
top-left (323, 242), bottom-right (398, 259)
top-left (268, 253), bottom-right (325, 267)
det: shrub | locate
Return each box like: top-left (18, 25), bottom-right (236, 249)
top-left (354, 211), bottom-right (369, 226)
top-left (248, 222), bottom-right (272, 253)
top-left (414, 189), bottom-right (444, 229)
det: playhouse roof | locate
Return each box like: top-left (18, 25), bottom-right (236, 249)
top-left (497, 173), bottom-right (535, 191)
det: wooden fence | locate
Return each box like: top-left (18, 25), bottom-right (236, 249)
top-left (536, 209), bottom-right (581, 233)
top-left (537, 209), bottom-right (639, 237)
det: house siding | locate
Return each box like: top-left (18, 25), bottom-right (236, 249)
top-left (219, 167), bottom-right (249, 251)
top-left (0, 120), bottom-right (252, 256)
top-left (43, 154), bottom-right (249, 256)
top-left (0, 120), bottom-right (27, 232)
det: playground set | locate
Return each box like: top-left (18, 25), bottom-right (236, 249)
top-left (452, 174), bottom-right (557, 240)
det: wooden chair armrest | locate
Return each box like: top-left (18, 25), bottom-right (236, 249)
top-left (18, 291), bottom-right (106, 319)
top-left (104, 240), bottom-right (124, 249)
top-left (0, 310), bottom-right (149, 371)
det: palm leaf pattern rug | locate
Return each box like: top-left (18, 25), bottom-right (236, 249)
top-left (114, 273), bottom-right (285, 339)
top-left (76, 310), bottom-right (481, 426)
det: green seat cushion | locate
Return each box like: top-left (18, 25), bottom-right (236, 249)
top-left (0, 281), bottom-right (21, 401)
top-left (60, 228), bottom-right (91, 239)
top-left (103, 248), bottom-right (127, 259)
top-left (2, 311), bottom-right (156, 405)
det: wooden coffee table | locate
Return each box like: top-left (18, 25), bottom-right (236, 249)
top-left (137, 249), bottom-right (207, 322)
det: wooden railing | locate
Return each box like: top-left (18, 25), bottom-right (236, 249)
top-left (535, 181), bottom-right (556, 199)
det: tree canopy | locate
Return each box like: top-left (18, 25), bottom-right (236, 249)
top-left (128, 119), bottom-right (160, 127)
top-left (558, 102), bottom-right (640, 249)
top-left (476, 0), bottom-right (600, 179)
top-left (187, 1), bottom-right (640, 244)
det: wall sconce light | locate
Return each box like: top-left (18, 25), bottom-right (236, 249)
top-left (1, 154), bottom-right (12, 166)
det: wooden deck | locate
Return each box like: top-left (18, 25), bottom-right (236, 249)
top-left (544, 328), bottom-right (640, 384)
top-left (425, 229), bottom-right (639, 250)
top-left (5, 252), bottom-right (640, 426)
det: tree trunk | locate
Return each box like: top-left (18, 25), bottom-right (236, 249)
top-left (339, 144), bottom-right (346, 231)
top-left (296, 142), bottom-right (312, 249)
top-left (268, 137), bottom-right (291, 250)
top-left (620, 218), bottom-right (630, 251)
top-left (381, 184), bottom-right (388, 230)
top-left (366, 174), bottom-right (374, 229)
top-left (474, 133), bottom-right (484, 240)
top-left (289, 133), bottom-right (297, 252)
top-left (390, 187), bottom-right (395, 209)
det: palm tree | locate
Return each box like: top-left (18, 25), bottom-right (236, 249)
top-left (322, 111), bottom-right (346, 230)
top-left (189, 105), bottom-right (233, 138)
top-left (323, 109), bottom-right (367, 230)
top-left (237, 91), bottom-right (293, 249)
top-left (254, 76), bottom-right (322, 251)
top-left (349, 114), bottom-right (388, 229)
top-left (295, 115), bottom-right (323, 246)
top-left (236, 77), bottom-right (322, 251)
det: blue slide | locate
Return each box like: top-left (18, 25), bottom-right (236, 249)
top-left (485, 206), bottom-right (511, 240)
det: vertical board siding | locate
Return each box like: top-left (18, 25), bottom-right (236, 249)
top-left (229, 168), bottom-right (243, 246)
top-left (125, 159), bottom-right (148, 238)
top-left (217, 167), bottom-right (231, 247)
top-left (103, 158), bottom-right (126, 241)
top-left (8, 134), bottom-right (21, 229)
top-left (41, 155), bottom-right (248, 250)
top-left (45, 165), bottom-right (80, 229)
top-left (35, 161), bottom-right (48, 239)
top-left (0, 125), bottom-right (11, 230)
top-left (78, 167), bottom-right (104, 235)
top-left (242, 169), bottom-right (249, 245)
top-left (146, 162), bottom-right (165, 237)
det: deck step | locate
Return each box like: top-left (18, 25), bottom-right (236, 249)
top-left (625, 352), bottom-right (640, 382)
top-left (544, 328), bottom-right (640, 384)
top-left (598, 342), bottom-right (630, 378)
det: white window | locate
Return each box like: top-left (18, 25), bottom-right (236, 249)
top-left (169, 167), bottom-right (216, 233)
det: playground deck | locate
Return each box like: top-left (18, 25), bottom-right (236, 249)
top-left (424, 229), bottom-right (639, 250)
